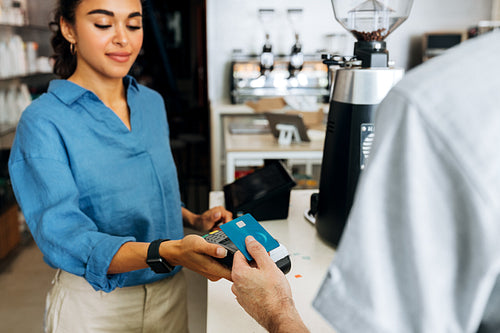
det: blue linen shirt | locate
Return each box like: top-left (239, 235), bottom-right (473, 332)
top-left (8, 76), bottom-right (184, 292)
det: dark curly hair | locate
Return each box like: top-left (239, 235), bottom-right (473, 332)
top-left (49, 0), bottom-right (83, 79)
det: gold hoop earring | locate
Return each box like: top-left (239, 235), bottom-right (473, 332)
top-left (70, 43), bottom-right (76, 55)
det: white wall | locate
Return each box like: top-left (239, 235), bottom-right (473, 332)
top-left (207, 0), bottom-right (493, 104)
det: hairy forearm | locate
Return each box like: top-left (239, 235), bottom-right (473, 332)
top-left (268, 309), bottom-right (310, 333)
top-left (264, 300), bottom-right (310, 333)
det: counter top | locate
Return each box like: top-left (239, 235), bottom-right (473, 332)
top-left (207, 189), bottom-right (336, 333)
top-left (210, 102), bottom-right (255, 114)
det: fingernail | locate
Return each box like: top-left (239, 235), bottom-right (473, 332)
top-left (214, 212), bottom-right (221, 219)
top-left (217, 247), bottom-right (227, 257)
top-left (246, 236), bottom-right (255, 243)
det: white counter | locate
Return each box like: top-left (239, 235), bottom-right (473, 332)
top-left (207, 189), bottom-right (336, 333)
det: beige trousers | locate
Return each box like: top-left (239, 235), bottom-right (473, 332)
top-left (44, 269), bottom-right (188, 333)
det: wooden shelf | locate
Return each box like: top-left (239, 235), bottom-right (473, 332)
top-left (0, 125), bottom-right (16, 149)
top-left (0, 72), bottom-right (54, 84)
top-left (0, 204), bottom-right (20, 260)
top-left (0, 23), bottom-right (49, 31)
top-left (0, 124), bottom-right (16, 136)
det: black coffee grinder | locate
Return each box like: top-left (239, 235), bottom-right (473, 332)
top-left (316, 0), bottom-right (413, 246)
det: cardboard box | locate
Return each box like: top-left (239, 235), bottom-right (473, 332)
top-left (285, 109), bottom-right (324, 128)
top-left (245, 97), bottom-right (287, 113)
top-left (245, 97), bottom-right (324, 128)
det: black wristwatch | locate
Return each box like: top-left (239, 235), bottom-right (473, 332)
top-left (146, 239), bottom-right (175, 274)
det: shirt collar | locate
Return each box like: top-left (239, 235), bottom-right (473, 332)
top-left (48, 75), bottom-right (140, 106)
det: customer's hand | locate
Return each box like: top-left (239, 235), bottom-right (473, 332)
top-left (161, 234), bottom-right (232, 281)
top-left (231, 236), bottom-right (309, 333)
top-left (183, 206), bottom-right (233, 232)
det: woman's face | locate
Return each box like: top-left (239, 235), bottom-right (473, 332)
top-left (63, 0), bottom-right (143, 81)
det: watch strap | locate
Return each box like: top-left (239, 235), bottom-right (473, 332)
top-left (146, 239), bottom-right (174, 274)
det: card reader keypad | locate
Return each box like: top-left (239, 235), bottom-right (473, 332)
top-left (204, 230), bottom-right (228, 243)
top-left (203, 230), bottom-right (238, 269)
top-left (205, 230), bottom-right (238, 252)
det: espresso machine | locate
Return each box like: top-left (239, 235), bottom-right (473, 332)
top-left (316, 0), bottom-right (413, 246)
top-left (230, 8), bottom-right (329, 104)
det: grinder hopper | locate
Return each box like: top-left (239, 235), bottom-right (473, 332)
top-left (332, 0), bottom-right (413, 67)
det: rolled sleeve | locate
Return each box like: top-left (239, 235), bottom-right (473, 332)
top-left (9, 156), bottom-right (135, 292)
top-left (85, 236), bottom-right (135, 292)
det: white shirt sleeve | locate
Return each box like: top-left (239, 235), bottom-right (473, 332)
top-left (313, 89), bottom-right (500, 333)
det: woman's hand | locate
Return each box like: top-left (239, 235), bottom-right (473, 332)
top-left (161, 234), bottom-right (232, 281)
top-left (182, 206), bottom-right (233, 232)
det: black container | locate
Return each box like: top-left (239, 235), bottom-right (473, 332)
top-left (316, 101), bottom-right (376, 246)
top-left (224, 162), bottom-right (296, 221)
top-left (316, 67), bottom-right (404, 247)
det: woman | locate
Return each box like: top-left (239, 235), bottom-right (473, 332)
top-left (8, 0), bottom-right (232, 331)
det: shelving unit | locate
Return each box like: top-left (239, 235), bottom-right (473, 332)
top-left (0, 22), bottom-right (53, 147)
top-left (0, 0), bottom-right (53, 260)
top-left (223, 114), bottom-right (324, 186)
top-left (210, 103), bottom-right (326, 190)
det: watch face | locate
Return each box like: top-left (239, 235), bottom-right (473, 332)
top-left (147, 239), bottom-right (174, 273)
top-left (147, 258), bottom-right (163, 264)
top-left (147, 257), bottom-right (173, 273)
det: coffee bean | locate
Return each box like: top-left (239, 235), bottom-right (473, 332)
top-left (351, 28), bottom-right (386, 41)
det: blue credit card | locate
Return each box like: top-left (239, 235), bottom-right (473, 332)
top-left (220, 213), bottom-right (279, 261)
